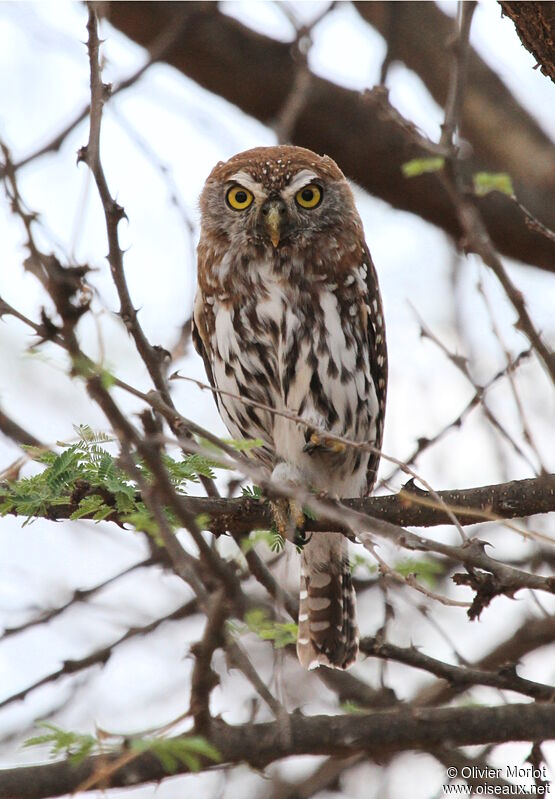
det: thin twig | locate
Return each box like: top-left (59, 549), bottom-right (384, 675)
top-left (359, 635), bottom-right (554, 701)
top-left (438, 1), bottom-right (555, 383)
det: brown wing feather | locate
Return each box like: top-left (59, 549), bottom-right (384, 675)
top-left (191, 294), bottom-right (219, 413)
top-left (363, 241), bottom-right (388, 493)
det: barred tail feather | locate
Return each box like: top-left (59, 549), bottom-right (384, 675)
top-left (296, 533), bottom-right (358, 670)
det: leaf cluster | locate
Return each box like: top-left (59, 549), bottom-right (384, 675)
top-left (241, 526), bottom-right (285, 554)
top-left (24, 723), bottom-right (220, 773)
top-left (0, 424), bottom-right (218, 532)
top-left (131, 735), bottom-right (221, 773)
top-left (242, 608), bottom-right (298, 649)
top-left (23, 723), bottom-right (97, 766)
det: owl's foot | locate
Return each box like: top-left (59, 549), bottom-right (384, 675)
top-left (270, 497), bottom-right (310, 548)
top-left (303, 431), bottom-right (346, 455)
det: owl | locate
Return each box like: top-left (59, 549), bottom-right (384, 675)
top-left (193, 145), bottom-right (387, 670)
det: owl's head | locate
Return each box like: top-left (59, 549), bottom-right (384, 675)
top-left (199, 145), bottom-right (361, 256)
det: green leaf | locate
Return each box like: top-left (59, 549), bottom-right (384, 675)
top-left (0, 498), bottom-right (16, 515)
top-left (72, 424), bottom-right (111, 443)
top-left (69, 494), bottom-right (106, 521)
top-left (45, 447), bottom-right (80, 493)
top-left (3, 420), bottom-right (223, 529)
top-left (100, 368), bottom-right (116, 389)
top-left (123, 508), bottom-right (160, 539)
top-left (402, 157), bottom-right (445, 178)
top-left (23, 722), bottom-right (97, 765)
top-left (244, 608), bottom-right (298, 648)
top-left (240, 529), bottom-right (273, 553)
top-left (195, 513), bottom-right (212, 530)
top-left (241, 485), bottom-right (263, 500)
top-left (341, 700), bottom-right (367, 715)
top-left (163, 454), bottom-right (217, 485)
top-left (473, 171), bottom-right (514, 197)
top-left (131, 736), bottom-right (220, 774)
top-left (394, 557), bottom-right (444, 587)
top-left (270, 529), bottom-right (285, 553)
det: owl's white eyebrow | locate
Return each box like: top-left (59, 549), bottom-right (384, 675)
top-left (282, 170), bottom-right (319, 198)
top-left (227, 171), bottom-right (263, 194)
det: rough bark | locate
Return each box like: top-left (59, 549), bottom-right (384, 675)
top-left (1, 704), bottom-right (554, 799)
top-left (1, 474), bottom-right (553, 532)
top-left (500, 2), bottom-right (555, 84)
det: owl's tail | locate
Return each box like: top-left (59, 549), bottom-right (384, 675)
top-left (296, 533), bottom-right (358, 670)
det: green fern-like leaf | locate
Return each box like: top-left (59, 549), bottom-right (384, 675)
top-left (2, 421), bottom-right (224, 528)
top-left (23, 722), bottom-right (97, 765)
top-left (163, 453), bottom-right (217, 486)
top-left (131, 736), bottom-right (221, 774)
top-left (70, 494), bottom-right (108, 521)
top-left (241, 485), bottom-right (263, 500)
top-left (270, 528), bottom-right (285, 553)
top-left (45, 448), bottom-right (81, 494)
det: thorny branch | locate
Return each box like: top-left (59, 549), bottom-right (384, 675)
top-left (414, 613), bottom-right (555, 707)
top-left (79, 4), bottom-right (218, 499)
top-left (437, 2), bottom-right (555, 384)
top-left (359, 635), bottom-right (555, 701)
top-left (79, 7), bottom-right (172, 405)
top-left (2, 703), bottom-right (555, 799)
top-left (378, 347), bottom-right (533, 488)
top-left (0, 599), bottom-right (198, 712)
top-left (1, 8), bottom-right (193, 177)
top-left (414, 317), bottom-right (539, 473)
top-left (0, 556), bottom-right (160, 642)
top-left (2, 474), bottom-right (553, 532)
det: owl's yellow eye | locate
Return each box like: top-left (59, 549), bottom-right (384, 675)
top-left (226, 185), bottom-right (254, 210)
top-left (295, 184), bottom-right (322, 209)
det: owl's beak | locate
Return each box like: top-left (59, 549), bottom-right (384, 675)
top-left (265, 205), bottom-right (281, 248)
top-left (262, 200), bottom-right (286, 248)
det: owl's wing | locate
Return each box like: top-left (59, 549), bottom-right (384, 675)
top-left (191, 293), bottom-right (219, 411)
top-left (363, 242), bottom-right (388, 493)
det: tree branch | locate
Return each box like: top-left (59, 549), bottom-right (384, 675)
top-left (356, 2), bottom-right (555, 189)
top-left (415, 614), bottom-right (555, 706)
top-left (2, 704), bottom-right (555, 798)
top-left (359, 635), bottom-right (555, 701)
top-left (0, 407), bottom-right (44, 450)
top-left (2, 474), bottom-right (553, 531)
top-left (0, 599), bottom-right (197, 711)
top-left (499, 2), bottom-right (555, 84)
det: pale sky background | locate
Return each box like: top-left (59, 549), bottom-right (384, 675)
top-left (0, 2), bottom-right (554, 797)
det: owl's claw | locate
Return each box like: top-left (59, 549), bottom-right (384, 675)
top-left (270, 497), bottom-right (306, 544)
top-left (293, 527), bottom-right (312, 549)
top-left (303, 432), bottom-right (346, 455)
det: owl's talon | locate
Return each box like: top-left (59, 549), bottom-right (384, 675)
top-left (293, 528), bottom-right (312, 549)
top-left (303, 432), bottom-right (346, 455)
top-left (270, 498), bottom-right (306, 543)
